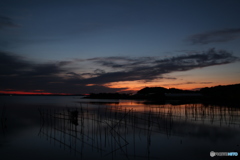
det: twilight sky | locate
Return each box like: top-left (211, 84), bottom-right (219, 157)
top-left (0, 0), bottom-right (240, 94)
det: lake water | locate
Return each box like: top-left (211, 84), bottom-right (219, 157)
top-left (1, 96), bottom-right (240, 160)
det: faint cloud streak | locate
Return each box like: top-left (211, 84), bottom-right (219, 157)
top-left (187, 28), bottom-right (240, 44)
top-left (0, 48), bottom-right (239, 93)
top-left (0, 15), bottom-right (19, 29)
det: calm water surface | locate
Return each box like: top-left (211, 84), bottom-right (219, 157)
top-left (1, 96), bottom-right (240, 160)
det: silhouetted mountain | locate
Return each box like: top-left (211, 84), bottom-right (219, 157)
top-left (200, 83), bottom-right (240, 101)
top-left (137, 87), bottom-right (167, 94)
top-left (137, 87), bottom-right (197, 95)
top-left (134, 86), bottom-right (201, 101)
top-left (85, 83), bottom-right (240, 103)
top-left (134, 84), bottom-right (240, 102)
top-left (200, 83), bottom-right (240, 94)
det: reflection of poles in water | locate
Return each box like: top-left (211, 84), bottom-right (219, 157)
top-left (68, 109), bottom-right (78, 126)
top-left (147, 110), bottom-right (152, 160)
top-left (1, 105), bottom-right (7, 134)
top-left (39, 108), bottom-right (80, 155)
top-left (38, 106), bottom-right (154, 159)
top-left (38, 104), bottom-right (240, 159)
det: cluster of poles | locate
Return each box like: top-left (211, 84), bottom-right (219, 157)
top-left (38, 103), bottom-right (240, 159)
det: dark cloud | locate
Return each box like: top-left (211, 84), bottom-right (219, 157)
top-left (25, 64), bottom-right (64, 76)
top-left (89, 56), bottom-right (156, 70)
top-left (0, 15), bottom-right (19, 29)
top-left (0, 48), bottom-right (239, 94)
top-left (0, 51), bottom-right (125, 93)
top-left (94, 69), bottom-right (105, 75)
top-left (187, 28), bottom-right (240, 44)
top-left (82, 48), bottom-right (239, 84)
top-left (0, 52), bottom-right (30, 75)
top-left (0, 51), bottom-right (64, 76)
top-left (57, 61), bottom-right (73, 66)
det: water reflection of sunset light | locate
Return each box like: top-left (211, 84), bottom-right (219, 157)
top-left (101, 102), bottom-right (240, 127)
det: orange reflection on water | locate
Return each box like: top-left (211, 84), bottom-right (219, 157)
top-left (103, 102), bottom-right (240, 127)
top-left (105, 101), bottom-right (214, 118)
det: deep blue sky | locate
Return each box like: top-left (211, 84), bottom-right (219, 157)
top-left (0, 0), bottom-right (240, 94)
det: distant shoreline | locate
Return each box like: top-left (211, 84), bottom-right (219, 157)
top-left (0, 94), bottom-right (85, 96)
top-left (1, 83), bottom-right (239, 104)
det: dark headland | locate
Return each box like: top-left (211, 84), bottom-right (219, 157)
top-left (86, 83), bottom-right (240, 104)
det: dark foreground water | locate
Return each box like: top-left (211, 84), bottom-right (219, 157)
top-left (1, 96), bottom-right (240, 160)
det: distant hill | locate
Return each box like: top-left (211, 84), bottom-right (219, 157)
top-left (135, 84), bottom-right (240, 102)
top-left (136, 86), bottom-right (197, 95)
top-left (86, 83), bottom-right (240, 102)
top-left (134, 86), bottom-right (200, 101)
top-left (200, 83), bottom-right (240, 93)
top-left (200, 83), bottom-right (240, 101)
top-left (137, 87), bottom-right (167, 95)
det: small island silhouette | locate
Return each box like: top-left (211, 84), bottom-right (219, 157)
top-left (86, 83), bottom-right (240, 103)
top-left (1, 83), bottom-right (239, 104)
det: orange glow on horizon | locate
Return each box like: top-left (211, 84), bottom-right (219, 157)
top-left (85, 84), bottom-right (96, 86)
top-left (114, 78), bottom-right (239, 93)
top-left (103, 81), bottom-right (205, 93)
top-left (1, 81), bottom-right (237, 95)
